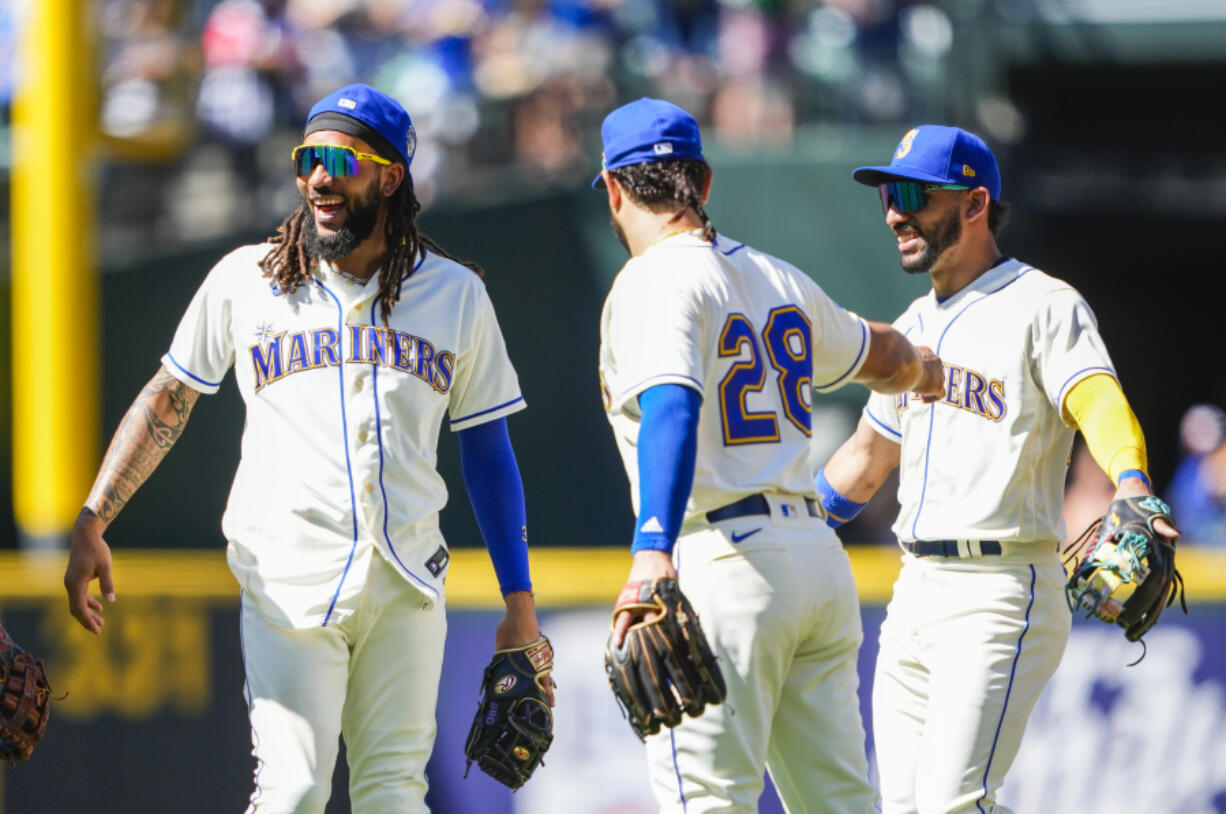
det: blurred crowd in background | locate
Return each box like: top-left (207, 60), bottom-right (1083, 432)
top-left (0, 0), bottom-right (967, 240)
top-left (1, 0), bottom-right (1223, 547)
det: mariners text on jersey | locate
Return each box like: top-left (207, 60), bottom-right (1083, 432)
top-left (894, 362), bottom-right (1006, 422)
top-left (249, 324), bottom-right (456, 395)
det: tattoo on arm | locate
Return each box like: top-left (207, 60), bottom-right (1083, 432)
top-left (85, 367), bottom-right (202, 524)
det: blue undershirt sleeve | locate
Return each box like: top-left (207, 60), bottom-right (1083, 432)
top-left (458, 417), bottom-right (532, 596)
top-left (632, 384), bottom-right (702, 554)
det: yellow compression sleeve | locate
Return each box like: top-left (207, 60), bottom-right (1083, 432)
top-left (1063, 373), bottom-right (1148, 485)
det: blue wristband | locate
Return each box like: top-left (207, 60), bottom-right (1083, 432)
top-left (815, 467), bottom-right (868, 528)
top-left (1117, 469), bottom-right (1151, 488)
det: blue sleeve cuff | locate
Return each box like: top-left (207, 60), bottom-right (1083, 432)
top-left (1117, 469), bottom-right (1151, 488)
top-left (815, 467), bottom-right (868, 528)
top-left (458, 418), bottom-right (532, 596)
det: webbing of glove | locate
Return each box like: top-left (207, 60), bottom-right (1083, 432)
top-left (1062, 495), bottom-right (1187, 649)
top-left (463, 636), bottom-right (554, 790)
top-left (0, 625), bottom-right (53, 765)
top-left (603, 578), bottom-right (727, 741)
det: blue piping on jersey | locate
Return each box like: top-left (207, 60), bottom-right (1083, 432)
top-left (617, 373), bottom-right (704, 410)
top-left (450, 395), bottom-right (526, 427)
top-left (1055, 366), bottom-right (1115, 410)
top-left (165, 352), bottom-right (222, 389)
top-left (910, 267), bottom-right (1032, 539)
top-left (976, 565), bottom-right (1036, 813)
top-left (670, 727), bottom-right (688, 812)
top-left (864, 406), bottom-right (902, 439)
top-left (315, 280), bottom-right (362, 627)
top-left (238, 593), bottom-right (266, 809)
top-left (721, 242), bottom-right (746, 257)
top-left (815, 319), bottom-right (869, 391)
top-left (915, 313), bottom-right (924, 333)
top-left (367, 292), bottom-right (441, 600)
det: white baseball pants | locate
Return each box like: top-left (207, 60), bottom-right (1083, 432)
top-left (872, 556), bottom-right (1070, 814)
top-left (240, 553), bottom-right (446, 814)
top-left (645, 515), bottom-right (878, 814)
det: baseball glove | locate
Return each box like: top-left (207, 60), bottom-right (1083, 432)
top-left (0, 623), bottom-right (54, 765)
top-left (464, 636), bottom-right (554, 789)
top-left (604, 578), bottom-right (726, 741)
top-left (1063, 495), bottom-right (1187, 655)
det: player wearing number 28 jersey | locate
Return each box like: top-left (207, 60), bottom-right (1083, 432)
top-left (594, 98), bottom-right (944, 814)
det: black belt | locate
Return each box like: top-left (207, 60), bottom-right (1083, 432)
top-left (903, 540), bottom-right (1002, 558)
top-left (706, 494), bottom-right (820, 524)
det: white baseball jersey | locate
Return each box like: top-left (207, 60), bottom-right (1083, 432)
top-left (600, 229), bottom-right (879, 813)
top-left (162, 244), bottom-right (525, 628)
top-left (864, 258), bottom-right (1115, 555)
top-left (599, 231), bottom-right (870, 519)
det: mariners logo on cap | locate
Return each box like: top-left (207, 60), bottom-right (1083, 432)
top-left (895, 128), bottom-right (919, 159)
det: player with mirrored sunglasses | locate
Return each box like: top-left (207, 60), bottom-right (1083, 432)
top-left (817, 124), bottom-right (1176, 813)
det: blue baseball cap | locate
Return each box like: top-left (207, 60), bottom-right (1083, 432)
top-left (305, 83), bottom-right (417, 168)
top-left (592, 98), bottom-right (705, 189)
top-left (852, 125), bottom-right (1001, 201)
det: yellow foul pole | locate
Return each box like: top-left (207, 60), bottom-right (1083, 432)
top-left (11, 0), bottom-right (97, 548)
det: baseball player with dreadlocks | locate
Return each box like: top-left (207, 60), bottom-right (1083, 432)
top-left (63, 84), bottom-right (552, 813)
top-left (593, 98), bottom-right (945, 814)
top-left (818, 124), bottom-right (1178, 813)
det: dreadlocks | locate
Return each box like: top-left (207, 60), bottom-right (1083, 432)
top-left (259, 171), bottom-right (483, 325)
top-left (607, 159), bottom-right (716, 243)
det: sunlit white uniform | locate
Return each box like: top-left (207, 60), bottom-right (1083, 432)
top-left (164, 244), bottom-right (524, 813)
top-left (864, 258), bottom-right (1112, 813)
top-left (600, 230), bottom-right (877, 814)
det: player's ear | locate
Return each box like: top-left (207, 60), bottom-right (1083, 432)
top-left (965, 187), bottom-right (990, 223)
top-left (604, 170), bottom-right (623, 210)
top-left (700, 167), bottom-right (714, 205)
top-left (381, 163), bottom-right (406, 198)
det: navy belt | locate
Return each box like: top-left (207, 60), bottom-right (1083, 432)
top-left (706, 494), bottom-right (819, 523)
top-left (903, 540), bottom-right (1002, 558)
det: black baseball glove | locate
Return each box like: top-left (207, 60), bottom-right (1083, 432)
top-left (1064, 495), bottom-right (1187, 656)
top-left (604, 578), bottom-right (726, 741)
top-left (464, 636), bottom-right (554, 789)
top-left (0, 623), bottom-right (54, 765)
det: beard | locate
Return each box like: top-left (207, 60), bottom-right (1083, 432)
top-left (900, 207), bottom-right (962, 275)
top-left (304, 179), bottom-right (383, 261)
top-left (609, 212), bottom-right (630, 253)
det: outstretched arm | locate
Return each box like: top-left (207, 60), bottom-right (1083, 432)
top-left (818, 416), bottom-right (902, 527)
top-left (854, 322), bottom-right (944, 398)
top-left (65, 366), bottom-right (202, 633)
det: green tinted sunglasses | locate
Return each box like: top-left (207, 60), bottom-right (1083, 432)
top-left (878, 181), bottom-right (969, 214)
top-left (291, 144), bottom-right (391, 178)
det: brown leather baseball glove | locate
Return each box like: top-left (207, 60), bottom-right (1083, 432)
top-left (0, 623), bottom-right (54, 765)
top-left (604, 578), bottom-right (726, 740)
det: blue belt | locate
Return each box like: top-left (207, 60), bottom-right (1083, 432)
top-left (706, 494), bottom-right (820, 523)
top-left (903, 540), bottom-right (1002, 557)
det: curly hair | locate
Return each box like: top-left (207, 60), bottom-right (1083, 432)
top-left (259, 171), bottom-right (482, 324)
top-left (607, 159), bottom-right (716, 243)
top-left (987, 199), bottom-right (1010, 236)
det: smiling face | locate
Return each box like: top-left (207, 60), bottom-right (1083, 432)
top-left (885, 186), bottom-right (967, 276)
top-left (296, 130), bottom-right (388, 261)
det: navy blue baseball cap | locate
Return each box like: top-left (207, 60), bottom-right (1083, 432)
top-left (305, 83), bottom-right (417, 168)
top-left (592, 98), bottom-right (705, 189)
top-left (852, 125), bottom-right (1001, 201)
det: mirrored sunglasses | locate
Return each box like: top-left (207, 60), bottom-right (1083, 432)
top-left (291, 144), bottom-right (391, 178)
top-left (878, 181), bottom-right (969, 214)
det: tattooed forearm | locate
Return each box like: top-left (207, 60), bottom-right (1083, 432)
top-left (85, 367), bottom-right (202, 524)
